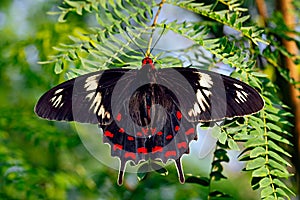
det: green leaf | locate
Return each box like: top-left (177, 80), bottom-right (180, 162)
top-left (268, 151), bottom-right (291, 167)
top-left (249, 120), bottom-right (263, 135)
top-left (268, 141), bottom-right (291, 157)
top-left (267, 123), bottom-right (283, 132)
top-left (245, 138), bottom-right (265, 147)
top-left (270, 169), bottom-right (292, 178)
top-left (228, 139), bottom-right (239, 150)
top-left (233, 132), bottom-right (253, 140)
top-left (250, 147), bottom-right (266, 158)
top-left (261, 186), bottom-right (274, 198)
top-left (246, 157), bottom-right (266, 170)
top-left (218, 131), bottom-right (227, 144)
top-left (54, 60), bottom-right (64, 74)
top-left (267, 132), bottom-right (292, 145)
top-left (251, 71), bottom-right (268, 77)
top-left (211, 126), bottom-right (221, 138)
top-left (263, 196), bottom-right (276, 200)
top-left (276, 188), bottom-right (289, 199)
top-left (273, 179), bottom-right (296, 196)
top-left (259, 177), bottom-right (271, 188)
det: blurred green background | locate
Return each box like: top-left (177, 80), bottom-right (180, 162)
top-left (0, 1), bottom-right (296, 199)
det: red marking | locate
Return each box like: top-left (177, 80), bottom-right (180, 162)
top-left (113, 144), bottom-right (123, 151)
top-left (137, 132), bottom-right (143, 137)
top-left (151, 128), bottom-right (156, 135)
top-left (116, 113), bottom-right (122, 121)
top-left (176, 111), bottom-right (182, 120)
top-left (152, 146), bottom-right (163, 153)
top-left (127, 136), bottom-right (134, 141)
top-left (174, 125), bottom-right (180, 132)
top-left (177, 142), bottom-right (187, 149)
top-left (147, 105), bottom-right (151, 119)
top-left (166, 135), bottom-right (173, 140)
top-left (185, 128), bottom-right (195, 135)
top-left (142, 57), bottom-right (154, 69)
top-left (119, 128), bottom-right (125, 133)
top-left (125, 152), bottom-right (136, 159)
top-left (137, 147), bottom-right (148, 154)
top-left (157, 131), bottom-right (163, 136)
top-left (165, 151), bottom-right (176, 157)
top-left (104, 131), bottom-right (114, 138)
top-left (142, 127), bottom-right (149, 134)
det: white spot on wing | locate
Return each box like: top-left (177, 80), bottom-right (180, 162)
top-left (91, 92), bottom-right (102, 113)
top-left (50, 96), bottom-right (56, 102)
top-left (234, 83), bottom-right (243, 89)
top-left (189, 89), bottom-right (212, 117)
top-left (85, 74), bottom-right (100, 91)
top-left (236, 90), bottom-right (248, 103)
top-left (194, 103), bottom-right (201, 114)
top-left (97, 105), bottom-right (105, 118)
top-left (86, 92), bottom-right (96, 101)
top-left (52, 95), bottom-right (63, 108)
top-left (235, 98), bottom-right (241, 104)
top-left (197, 72), bottom-right (213, 88)
top-left (197, 89), bottom-right (211, 111)
top-left (54, 88), bottom-right (64, 94)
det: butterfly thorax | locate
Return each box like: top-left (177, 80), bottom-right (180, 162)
top-left (138, 57), bottom-right (157, 83)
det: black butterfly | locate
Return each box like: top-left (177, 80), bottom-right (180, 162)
top-left (35, 57), bottom-right (264, 185)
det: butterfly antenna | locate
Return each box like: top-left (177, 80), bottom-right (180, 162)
top-left (149, 24), bottom-right (166, 55)
top-left (124, 27), bottom-right (146, 56)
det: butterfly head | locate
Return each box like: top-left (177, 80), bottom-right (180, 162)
top-left (142, 57), bottom-right (155, 69)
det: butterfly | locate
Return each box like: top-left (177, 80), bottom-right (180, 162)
top-left (35, 56), bottom-right (264, 185)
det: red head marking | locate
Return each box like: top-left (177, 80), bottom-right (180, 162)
top-left (142, 57), bottom-right (155, 69)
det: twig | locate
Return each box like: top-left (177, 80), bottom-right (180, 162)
top-left (146, 0), bottom-right (166, 56)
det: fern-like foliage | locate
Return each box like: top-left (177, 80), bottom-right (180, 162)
top-left (45, 0), bottom-right (296, 199)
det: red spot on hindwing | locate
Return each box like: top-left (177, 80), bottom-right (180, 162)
top-left (157, 131), bottom-right (163, 136)
top-left (125, 152), bottom-right (136, 159)
top-left (136, 132), bottom-right (143, 137)
top-left (116, 113), bottom-right (122, 121)
top-left (176, 111), bottom-right (182, 120)
top-left (104, 131), bottom-right (114, 138)
top-left (165, 151), bottom-right (176, 157)
top-left (152, 146), bottom-right (163, 153)
top-left (127, 136), bottom-right (134, 141)
top-left (113, 144), bottom-right (123, 151)
top-left (166, 135), bottom-right (173, 140)
top-left (137, 147), bottom-right (148, 154)
top-left (119, 128), bottom-right (125, 133)
top-left (185, 128), bottom-right (195, 136)
top-left (177, 142), bottom-right (187, 149)
top-left (174, 125), bottom-right (180, 132)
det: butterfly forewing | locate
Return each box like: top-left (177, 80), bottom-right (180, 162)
top-left (35, 69), bottom-right (132, 124)
top-left (164, 68), bottom-right (264, 122)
